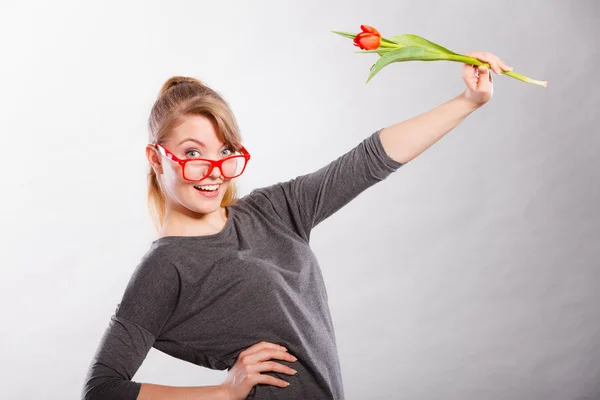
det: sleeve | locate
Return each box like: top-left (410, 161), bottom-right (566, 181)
top-left (81, 256), bottom-right (181, 400)
top-left (246, 129), bottom-right (403, 242)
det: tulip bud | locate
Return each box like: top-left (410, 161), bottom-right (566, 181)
top-left (353, 25), bottom-right (381, 50)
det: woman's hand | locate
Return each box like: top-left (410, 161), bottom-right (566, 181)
top-left (461, 51), bottom-right (513, 108)
top-left (219, 341), bottom-right (298, 400)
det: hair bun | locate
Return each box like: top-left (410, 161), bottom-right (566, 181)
top-left (158, 76), bottom-right (203, 97)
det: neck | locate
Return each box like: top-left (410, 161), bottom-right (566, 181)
top-left (158, 206), bottom-right (228, 238)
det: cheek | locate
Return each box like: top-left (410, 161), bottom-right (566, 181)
top-left (220, 181), bottom-right (230, 193)
top-left (162, 166), bottom-right (186, 192)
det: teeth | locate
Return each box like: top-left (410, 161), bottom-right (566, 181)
top-left (194, 184), bottom-right (219, 190)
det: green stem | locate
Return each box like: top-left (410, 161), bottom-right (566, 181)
top-left (444, 54), bottom-right (547, 87)
top-left (356, 50), bottom-right (547, 87)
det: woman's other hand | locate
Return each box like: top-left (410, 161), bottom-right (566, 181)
top-left (219, 341), bottom-right (298, 400)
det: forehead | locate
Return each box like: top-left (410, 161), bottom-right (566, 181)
top-left (167, 114), bottom-right (224, 147)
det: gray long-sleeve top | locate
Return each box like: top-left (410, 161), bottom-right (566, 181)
top-left (82, 129), bottom-right (403, 399)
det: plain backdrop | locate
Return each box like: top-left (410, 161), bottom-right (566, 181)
top-left (1, 0), bottom-right (599, 399)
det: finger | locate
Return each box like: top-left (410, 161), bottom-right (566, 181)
top-left (483, 52), bottom-right (502, 74)
top-left (478, 65), bottom-right (493, 94)
top-left (485, 52), bottom-right (512, 73)
top-left (478, 65), bottom-right (489, 77)
top-left (247, 348), bottom-right (297, 364)
top-left (252, 373), bottom-right (291, 388)
top-left (500, 60), bottom-right (513, 71)
top-left (250, 361), bottom-right (297, 376)
top-left (490, 54), bottom-right (512, 71)
top-left (240, 341), bottom-right (287, 358)
top-left (466, 51), bottom-right (497, 74)
top-left (461, 64), bottom-right (479, 92)
top-left (463, 51), bottom-right (474, 67)
top-left (466, 51), bottom-right (488, 66)
top-left (247, 342), bottom-right (288, 355)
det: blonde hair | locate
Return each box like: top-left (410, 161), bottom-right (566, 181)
top-left (147, 76), bottom-right (242, 231)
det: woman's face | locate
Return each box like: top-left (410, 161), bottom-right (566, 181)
top-left (147, 114), bottom-right (233, 216)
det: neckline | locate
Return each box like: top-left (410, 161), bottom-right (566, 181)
top-left (151, 206), bottom-right (235, 244)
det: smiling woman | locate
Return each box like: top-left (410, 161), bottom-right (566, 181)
top-left (81, 74), bottom-right (404, 400)
top-left (144, 77), bottom-right (247, 234)
top-left (151, 129), bottom-right (251, 209)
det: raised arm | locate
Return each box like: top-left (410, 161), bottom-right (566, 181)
top-left (244, 129), bottom-right (403, 242)
top-left (380, 50), bottom-right (513, 164)
top-left (379, 91), bottom-right (480, 164)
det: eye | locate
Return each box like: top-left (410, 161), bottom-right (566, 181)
top-left (185, 147), bottom-right (235, 158)
top-left (185, 149), bottom-right (201, 158)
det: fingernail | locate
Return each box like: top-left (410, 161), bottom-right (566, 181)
top-left (281, 346), bottom-right (288, 351)
top-left (291, 355), bottom-right (298, 361)
top-left (291, 369), bottom-right (297, 374)
top-left (285, 382), bottom-right (291, 386)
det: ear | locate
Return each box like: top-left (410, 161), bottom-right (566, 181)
top-left (146, 145), bottom-right (163, 175)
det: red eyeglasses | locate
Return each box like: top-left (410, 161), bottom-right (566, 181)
top-left (152, 142), bottom-right (251, 182)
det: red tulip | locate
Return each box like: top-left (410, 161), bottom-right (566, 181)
top-left (353, 25), bottom-right (381, 50)
top-left (333, 27), bottom-right (548, 87)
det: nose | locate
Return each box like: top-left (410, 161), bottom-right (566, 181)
top-left (208, 163), bottom-right (223, 179)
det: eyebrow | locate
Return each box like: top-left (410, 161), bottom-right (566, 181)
top-left (177, 138), bottom-right (226, 148)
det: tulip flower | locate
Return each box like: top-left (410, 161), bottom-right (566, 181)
top-left (332, 26), bottom-right (548, 87)
top-left (353, 25), bottom-right (381, 50)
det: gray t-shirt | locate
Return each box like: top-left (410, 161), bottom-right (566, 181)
top-left (82, 129), bottom-right (403, 400)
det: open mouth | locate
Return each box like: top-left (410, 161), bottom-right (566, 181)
top-left (193, 184), bottom-right (221, 196)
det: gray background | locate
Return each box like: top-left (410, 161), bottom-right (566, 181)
top-left (1, 0), bottom-right (598, 399)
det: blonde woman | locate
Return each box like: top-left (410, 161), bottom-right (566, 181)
top-left (82, 51), bottom-right (510, 400)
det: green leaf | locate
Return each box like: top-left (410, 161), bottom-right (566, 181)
top-left (354, 48), bottom-right (397, 56)
top-left (380, 37), bottom-right (402, 48)
top-left (330, 30), bottom-right (358, 39)
top-left (366, 46), bottom-right (451, 83)
top-left (387, 34), bottom-right (459, 55)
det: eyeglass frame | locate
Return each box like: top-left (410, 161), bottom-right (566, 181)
top-left (151, 142), bottom-right (251, 182)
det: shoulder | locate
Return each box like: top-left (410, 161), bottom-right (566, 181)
top-left (134, 244), bottom-right (179, 279)
top-left (115, 245), bottom-right (182, 335)
top-left (240, 182), bottom-right (292, 214)
top-left (121, 245), bottom-right (181, 301)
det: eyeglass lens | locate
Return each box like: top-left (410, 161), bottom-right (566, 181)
top-left (184, 156), bottom-right (246, 180)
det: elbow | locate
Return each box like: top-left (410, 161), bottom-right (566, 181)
top-left (81, 377), bottom-right (141, 400)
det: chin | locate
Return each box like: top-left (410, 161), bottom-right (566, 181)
top-left (187, 184), bottom-right (227, 211)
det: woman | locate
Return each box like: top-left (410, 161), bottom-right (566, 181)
top-left (82, 51), bottom-right (511, 400)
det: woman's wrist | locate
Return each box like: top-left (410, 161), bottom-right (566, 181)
top-left (216, 383), bottom-right (232, 400)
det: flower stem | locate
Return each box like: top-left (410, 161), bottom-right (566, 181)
top-left (444, 54), bottom-right (548, 87)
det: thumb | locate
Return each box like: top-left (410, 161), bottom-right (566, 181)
top-left (478, 65), bottom-right (492, 89)
top-left (462, 64), bottom-right (479, 91)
